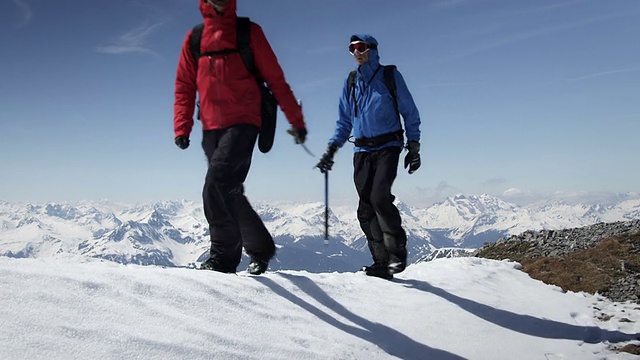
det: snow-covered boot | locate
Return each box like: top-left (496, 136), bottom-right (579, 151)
top-left (388, 247), bottom-right (407, 274)
top-left (361, 263), bottom-right (393, 280)
top-left (247, 259), bottom-right (268, 275)
top-left (200, 258), bottom-right (235, 273)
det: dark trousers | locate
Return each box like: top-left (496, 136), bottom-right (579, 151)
top-left (202, 124), bottom-right (275, 272)
top-left (353, 146), bottom-right (407, 265)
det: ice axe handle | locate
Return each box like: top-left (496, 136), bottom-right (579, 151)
top-left (324, 170), bottom-right (329, 246)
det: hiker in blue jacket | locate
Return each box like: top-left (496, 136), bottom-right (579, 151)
top-left (316, 34), bottom-right (422, 279)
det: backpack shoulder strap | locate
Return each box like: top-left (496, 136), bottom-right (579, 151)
top-left (347, 70), bottom-right (358, 117)
top-left (189, 23), bottom-right (205, 70)
top-left (188, 20), bottom-right (255, 78)
top-left (347, 70), bottom-right (357, 98)
top-left (236, 17), bottom-right (259, 80)
top-left (189, 23), bottom-right (205, 120)
top-left (383, 65), bottom-right (398, 115)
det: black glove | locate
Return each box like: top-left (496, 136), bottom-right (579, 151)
top-left (287, 126), bottom-right (307, 144)
top-left (404, 141), bottom-right (421, 174)
top-left (175, 136), bottom-right (190, 150)
top-left (316, 144), bottom-right (338, 173)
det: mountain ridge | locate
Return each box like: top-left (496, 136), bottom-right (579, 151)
top-left (1, 194), bottom-right (639, 271)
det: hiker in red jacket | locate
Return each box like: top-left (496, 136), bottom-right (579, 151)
top-left (173, 0), bottom-right (307, 275)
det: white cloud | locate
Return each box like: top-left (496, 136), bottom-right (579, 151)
top-left (12, 0), bottom-right (33, 26)
top-left (500, 189), bottom-right (636, 206)
top-left (410, 181), bottom-right (463, 206)
top-left (429, 0), bottom-right (468, 9)
top-left (501, 188), bottom-right (548, 205)
top-left (96, 22), bottom-right (163, 58)
top-left (482, 178), bottom-right (508, 187)
top-left (432, 12), bottom-right (630, 64)
top-left (512, 0), bottom-right (586, 15)
top-left (502, 187), bottom-right (523, 197)
top-left (568, 67), bottom-right (640, 82)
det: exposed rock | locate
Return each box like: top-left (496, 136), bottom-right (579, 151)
top-left (475, 220), bottom-right (640, 303)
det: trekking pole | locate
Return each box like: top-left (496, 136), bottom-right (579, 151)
top-left (324, 170), bottom-right (329, 246)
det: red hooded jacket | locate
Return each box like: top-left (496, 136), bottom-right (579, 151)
top-left (173, 0), bottom-right (305, 139)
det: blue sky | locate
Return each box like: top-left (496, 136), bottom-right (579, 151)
top-left (1, 0), bottom-right (639, 206)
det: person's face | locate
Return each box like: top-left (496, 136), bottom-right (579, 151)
top-left (207, 0), bottom-right (229, 12)
top-left (354, 51), bottom-right (369, 65)
top-left (349, 41), bottom-right (370, 65)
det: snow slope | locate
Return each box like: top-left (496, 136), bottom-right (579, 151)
top-left (1, 257), bottom-right (638, 360)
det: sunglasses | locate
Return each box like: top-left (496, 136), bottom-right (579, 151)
top-left (349, 41), bottom-right (374, 55)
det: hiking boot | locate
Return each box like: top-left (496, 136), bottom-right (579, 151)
top-left (361, 263), bottom-right (393, 280)
top-left (199, 258), bottom-right (235, 273)
top-left (388, 260), bottom-right (406, 274)
top-left (247, 259), bottom-right (269, 275)
top-left (388, 248), bottom-right (407, 274)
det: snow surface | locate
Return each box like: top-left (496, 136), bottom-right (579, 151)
top-left (1, 257), bottom-right (639, 359)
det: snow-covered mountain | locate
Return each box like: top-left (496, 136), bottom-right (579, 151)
top-left (1, 194), bottom-right (639, 272)
top-left (415, 194), bottom-right (640, 248)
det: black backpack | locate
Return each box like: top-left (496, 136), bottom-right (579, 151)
top-left (347, 65), bottom-right (398, 118)
top-left (189, 17), bottom-right (277, 154)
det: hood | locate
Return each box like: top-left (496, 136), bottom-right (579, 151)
top-left (199, 0), bottom-right (237, 19)
top-left (350, 33), bottom-right (380, 68)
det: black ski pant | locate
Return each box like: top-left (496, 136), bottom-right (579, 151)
top-left (353, 146), bottom-right (407, 265)
top-left (202, 124), bottom-right (275, 272)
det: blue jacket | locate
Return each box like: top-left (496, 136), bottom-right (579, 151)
top-left (329, 34), bottom-right (421, 152)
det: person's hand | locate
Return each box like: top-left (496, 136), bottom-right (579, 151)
top-left (316, 144), bottom-right (338, 173)
top-left (404, 141), bottom-right (421, 174)
top-left (287, 127), bottom-right (307, 144)
top-left (175, 136), bottom-right (190, 150)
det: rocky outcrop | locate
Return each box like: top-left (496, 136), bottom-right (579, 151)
top-left (475, 220), bottom-right (640, 303)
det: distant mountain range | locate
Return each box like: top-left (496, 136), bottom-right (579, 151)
top-left (1, 194), bottom-right (639, 272)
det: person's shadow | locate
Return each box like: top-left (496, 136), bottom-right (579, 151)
top-left (393, 278), bottom-right (638, 344)
top-left (252, 273), bottom-right (465, 360)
